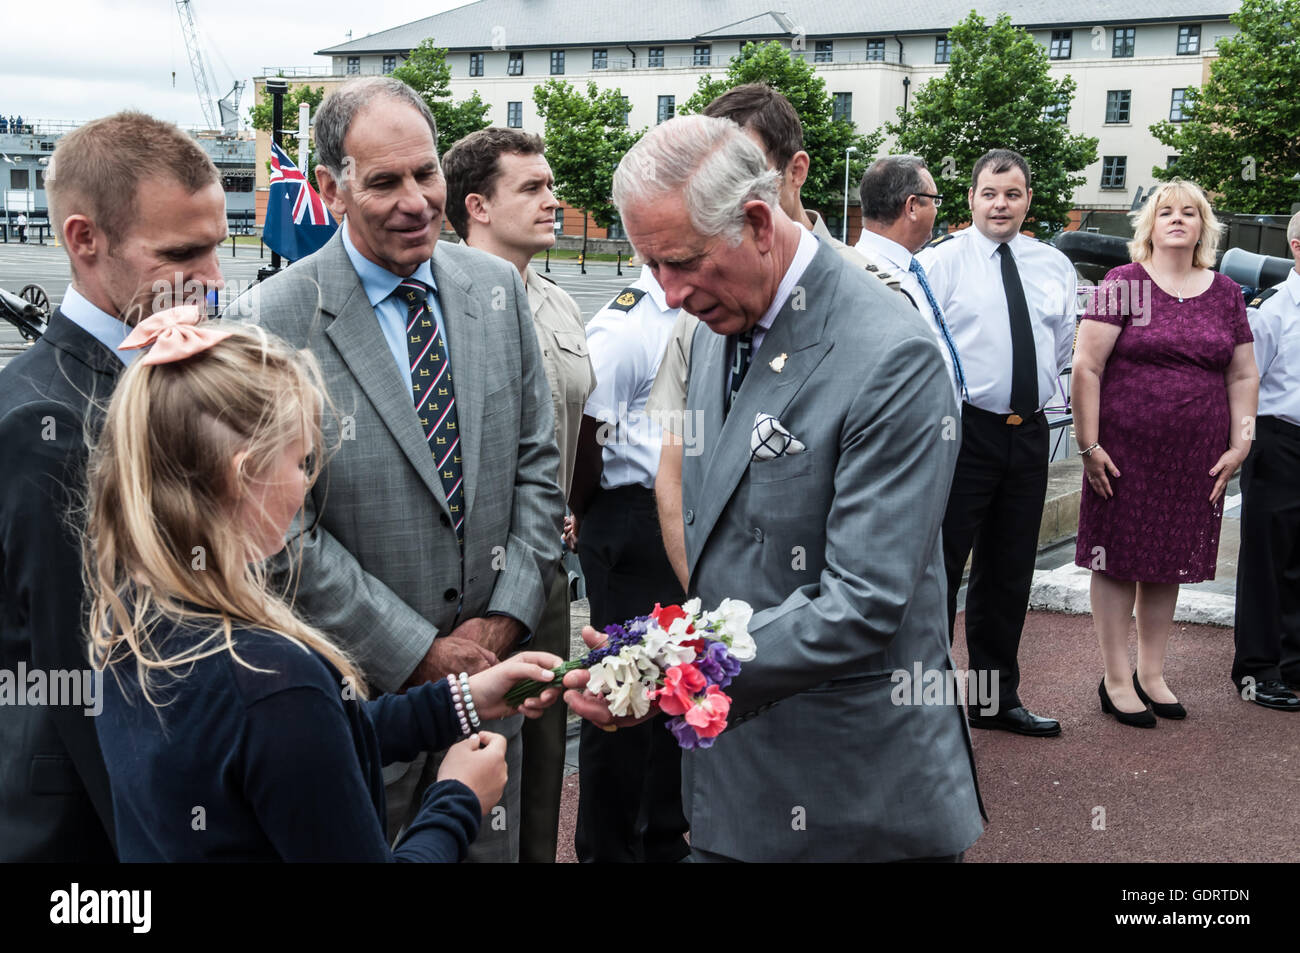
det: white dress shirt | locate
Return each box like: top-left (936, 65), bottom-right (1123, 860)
top-left (1249, 266), bottom-right (1300, 428)
top-left (584, 266), bottom-right (681, 489)
top-left (59, 284), bottom-right (138, 366)
top-left (915, 227), bottom-right (1077, 415)
top-left (751, 224), bottom-right (819, 354)
top-left (856, 229), bottom-right (962, 403)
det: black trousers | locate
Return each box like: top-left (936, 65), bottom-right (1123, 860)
top-left (1233, 416), bottom-right (1300, 686)
top-left (575, 484), bottom-right (690, 863)
top-left (943, 404), bottom-right (1049, 711)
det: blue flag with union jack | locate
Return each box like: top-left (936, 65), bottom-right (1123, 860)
top-left (265, 141), bottom-right (336, 261)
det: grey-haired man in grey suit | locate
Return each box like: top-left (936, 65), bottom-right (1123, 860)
top-left (229, 78), bottom-right (565, 861)
top-left (568, 115), bottom-right (984, 861)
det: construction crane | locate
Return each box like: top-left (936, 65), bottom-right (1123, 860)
top-left (174, 0), bottom-right (244, 136)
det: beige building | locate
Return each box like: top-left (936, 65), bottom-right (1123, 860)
top-left (254, 1), bottom-right (1240, 238)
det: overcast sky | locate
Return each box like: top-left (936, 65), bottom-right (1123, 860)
top-left (3, 0), bottom-right (472, 128)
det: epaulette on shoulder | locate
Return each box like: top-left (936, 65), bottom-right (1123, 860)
top-left (607, 287), bottom-right (646, 312)
top-left (1248, 287), bottom-right (1279, 309)
top-left (926, 232), bottom-right (957, 249)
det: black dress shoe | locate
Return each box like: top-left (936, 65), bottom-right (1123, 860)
top-left (1100, 679), bottom-right (1156, 728)
top-left (1132, 672), bottom-right (1186, 719)
top-left (968, 705), bottom-right (1061, 737)
top-left (1243, 679), bottom-right (1300, 712)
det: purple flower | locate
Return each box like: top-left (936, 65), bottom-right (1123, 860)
top-left (697, 641), bottom-right (741, 688)
top-left (666, 716), bottom-right (703, 749)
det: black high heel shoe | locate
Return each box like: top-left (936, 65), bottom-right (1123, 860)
top-left (1099, 678), bottom-right (1156, 728)
top-left (1133, 672), bottom-right (1187, 719)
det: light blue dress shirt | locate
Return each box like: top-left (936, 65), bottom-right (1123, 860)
top-left (59, 284), bottom-right (139, 366)
top-left (340, 223), bottom-right (443, 390)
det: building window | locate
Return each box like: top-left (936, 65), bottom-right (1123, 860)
top-left (815, 40), bottom-right (834, 63)
top-left (648, 46), bottom-right (664, 67)
top-left (507, 102), bottom-right (523, 128)
top-left (1177, 25), bottom-right (1201, 54)
top-left (607, 217), bottom-right (627, 241)
top-left (935, 35), bottom-right (951, 64)
top-left (1112, 27), bottom-right (1135, 58)
top-left (657, 95), bottom-right (675, 124)
top-left (1049, 30), bottom-right (1072, 59)
top-left (1169, 88), bottom-right (1187, 121)
top-left (832, 92), bottom-right (852, 123)
top-left (469, 52), bottom-right (484, 77)
top-left (865, 39), bottom-right (885, 61)
top-left (10, 169), bottom-right (29, 189)
top-left (1105, 89), bottom-right (1131, 124)
top-left (382, 55), bottom-right (396, 73)
top-left (593, 49), bottom-right (607, 70)
top-left (554, 207), bottom-right (564, 233)
top-left (1167, 155), bottom-right (1181, 174)
top-left (620, 95), bottom-right (630, 126)
top-left (347, 56), bottom-right (360, 74)
top-left (1043, 95), bottom-right (1069, 124)
top-left (693, 44), bottom-right (711, 66)
top-left (1100, 156), bottom-right (1127, 189)
top-left (551, 50), bottom-right (565, 74)
top-left (35, 169), bottom-right (46, 190)
top-left (508, 51), bottom-right (524, 75)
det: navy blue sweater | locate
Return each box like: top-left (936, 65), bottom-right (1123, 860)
top-left (95, 618), bottom-right (481, 861)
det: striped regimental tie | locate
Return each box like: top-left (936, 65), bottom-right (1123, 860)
top-left (399, 279), bottom-right (464, 544)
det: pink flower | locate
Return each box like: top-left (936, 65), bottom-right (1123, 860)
top-left (683, 685), bottom-right (731, 738)
top-left (655, 664), bottom-right (706, 716)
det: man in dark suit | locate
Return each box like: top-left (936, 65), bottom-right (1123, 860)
top-left (0, 112), bottom-right (227, 860)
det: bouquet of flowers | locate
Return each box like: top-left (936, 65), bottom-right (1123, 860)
top-left (505, 598), bottom-right (755, 749)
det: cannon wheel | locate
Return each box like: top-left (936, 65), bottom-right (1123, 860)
top-left (19, 283), bottom-right (50, 316)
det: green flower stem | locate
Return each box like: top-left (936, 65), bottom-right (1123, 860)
top-left (504, 657), bottom-right (588, 706)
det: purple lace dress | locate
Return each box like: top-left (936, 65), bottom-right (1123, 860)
top-left (1074, 263), bottom-right (1253, 583)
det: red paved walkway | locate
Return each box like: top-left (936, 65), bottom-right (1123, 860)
top-left (554, 610), bottom-right (1299, 862)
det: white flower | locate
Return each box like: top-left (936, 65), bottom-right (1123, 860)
top-left (607, 677), bottom-right (654, 718)
top-left (586, 655), bottom-right (631, 697)
top-left (655, 640), bottom-right (698, 668)
top-left (727, 630), bottom-right (757, 662)
top-left (716, 599), bottom-right (756, 661)
top-left (682, 597), bottom-right (702, 618)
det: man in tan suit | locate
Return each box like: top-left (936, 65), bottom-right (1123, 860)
top-left (443, 128), bottom-right (595, 862)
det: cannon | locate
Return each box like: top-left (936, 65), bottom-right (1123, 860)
top-left (0, 283), bottom-right (49, 341)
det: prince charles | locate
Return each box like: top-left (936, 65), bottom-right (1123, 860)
top-left (568, 116), bottom-right (984, 862)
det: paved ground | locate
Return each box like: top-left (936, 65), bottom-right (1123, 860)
top-left (554, 601), bottom-right (1296, 863)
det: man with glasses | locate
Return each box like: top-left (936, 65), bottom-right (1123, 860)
top-left (856, 156), bottom-right (965, 403)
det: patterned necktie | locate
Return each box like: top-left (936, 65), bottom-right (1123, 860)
top-left (726, 328), bottom-right (755, 415)
top-left (399, 280), bottom-right (464, 544)
top-left (909, 257), bottom-right (967, 401)
top-left (997, 243), bottom-right (1039, 419)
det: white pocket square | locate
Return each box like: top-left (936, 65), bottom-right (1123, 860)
top-left (751, 413), bottom-right (806, 460)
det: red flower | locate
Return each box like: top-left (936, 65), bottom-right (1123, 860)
top-left (651, 602), bottom-right (688, 630)
top-left (655, 664), bottom-right (706, 716)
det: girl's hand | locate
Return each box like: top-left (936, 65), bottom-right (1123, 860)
top-left (1083, 447), bottom-right (1121, 499)
top-left (1208, 447), bottom-right (1247, 504)
top-left (436, 732), bottom-right (507, 817)
top-left (467, 651), bottom-right (564, 720)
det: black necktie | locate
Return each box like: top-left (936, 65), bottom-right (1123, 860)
top-left (997, 243), bottom-right (1038, 419)
top-left (399, 280), bottom-right (464, 545)
top-left (726, 328), bottom-right (755, 415)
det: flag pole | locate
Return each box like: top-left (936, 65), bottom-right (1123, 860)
top-left (258, 78), bottom-right (288, 283)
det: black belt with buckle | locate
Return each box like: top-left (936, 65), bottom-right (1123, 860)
top-left (963, 403), bottom-right (1037, 426)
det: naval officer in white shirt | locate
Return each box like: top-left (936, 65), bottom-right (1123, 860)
top-left (1232, 209), bottom-right (1300, 712)
top-left (855, 155), bottom-right (966, 404)
top-left (916, 148), bottom-right (1077, 738)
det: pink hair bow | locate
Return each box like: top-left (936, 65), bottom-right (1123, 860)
top-left (118, 305), bottom-right (233, 366)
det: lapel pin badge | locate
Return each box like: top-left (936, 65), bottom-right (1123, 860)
top-left (769, 353), bottom-right (788, 373)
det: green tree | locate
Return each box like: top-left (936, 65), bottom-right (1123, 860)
top-left (887, 12), bottom-right (1098, 237)
top-left (681, 41), bottom-right (884, 217)
top-left (248, 82), bottom-right (324, 187)
top-left (391, 38), bottom-right (491, 152)
top-left (533, 79), bottom-right (644, 269)
top-left (1150, 0), bottom-right (1300, 212)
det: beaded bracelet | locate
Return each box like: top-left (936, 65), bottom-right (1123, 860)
top-left (459, 672), bottom-right (481, 731)
top-left (447, 673), bottom-right (471, 737)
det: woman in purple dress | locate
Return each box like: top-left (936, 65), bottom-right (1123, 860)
top-left (1073, 180), bottom-right (1258, 727)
